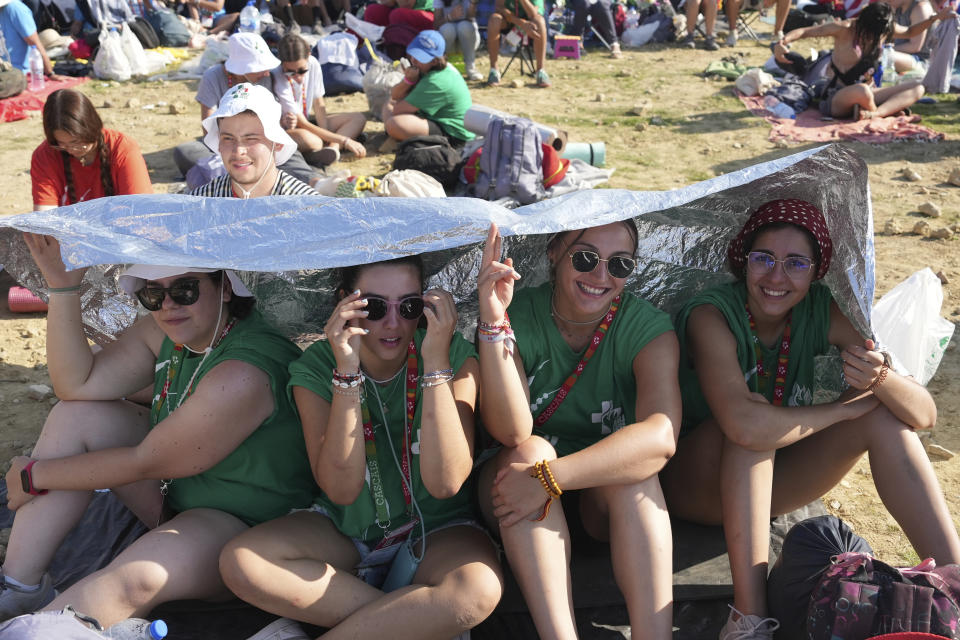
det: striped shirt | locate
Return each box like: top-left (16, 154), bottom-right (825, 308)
top-left (189, 171), bottom-right (319, 197)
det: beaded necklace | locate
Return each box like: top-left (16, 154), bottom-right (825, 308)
top-left (745, 304), bottom-right (791, 406)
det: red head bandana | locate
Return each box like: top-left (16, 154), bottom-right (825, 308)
top-left (727, 199), bottom-right (833, 280)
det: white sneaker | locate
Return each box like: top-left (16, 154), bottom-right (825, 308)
top-left (0, 572), bottom-right (57, 622)
top-left (726, 31), bottom-right (738, 46)
top-left (718, 605), bottom-right (779, 640)
top-left (245, 617), bottom-right (311, 640)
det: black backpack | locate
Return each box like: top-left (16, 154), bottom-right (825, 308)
top-left (393, 135), bottom-right (462, 191)
top-left (128, 16), bottom-right (160, 49)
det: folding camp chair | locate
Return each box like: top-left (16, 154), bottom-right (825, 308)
top-left (502, 31), bottom-right (536, 77)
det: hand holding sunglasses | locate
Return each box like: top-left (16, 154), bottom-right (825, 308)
top-left (325, 289), bottom-right (371, 372)
top-left (420, 289), bottom-right (458, 363)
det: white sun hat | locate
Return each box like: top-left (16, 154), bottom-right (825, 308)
top-left (201, 83), bottom-right (297, 166)
top-left (224, 32), bottom-right (281, 75)
top-left (118, 265), bottom-right (253, 298)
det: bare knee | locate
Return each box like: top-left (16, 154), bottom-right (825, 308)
top-left (218, 535), bottom-right (267, 604)
top-left (114, 558), bottom-right (169, 610)
top-left (439, 564), bottom-right (503, 630)
top-left (508, 435), bottom-right (558, 465)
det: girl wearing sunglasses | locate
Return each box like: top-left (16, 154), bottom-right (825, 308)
top-left (1, 235), bottom-right (314, 627)
top-left (32, 89), bottom-right (152, 210)
top-left (659, 199), bottom-right (960, 639)
top-left (220, 256), bottom-right (502, 640)
top-left (273, 34), bottom-right (367, 168)
top-left (476, 221), bottom-right (680, 640)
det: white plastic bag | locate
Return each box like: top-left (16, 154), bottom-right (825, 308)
top-left (197, 35), bottom-right (230, 72)
top-left (93, 29), bottom-right (131, 81)
top-left (120, 23), bottom-right (149, 77)
top-left (872, 268), bottom-right (955, 386)
top-left (620, 22), bottom-right (658, 48)
top-left (362, 60), bottom-right (403, 122)
top-left (375, 169), bottom-right (446, 198)
top-left (735, 68), bottom-right (779, 96)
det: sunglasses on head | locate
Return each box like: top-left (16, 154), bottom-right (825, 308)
top-left (746, 251), bottom-right (814, 280)
top-left (136, 277), bottom-right (205, 311)
top-left (364, 295), bottom-right (425, 321)
top-left (568, 250), bottom-right (636, 279)
top-left (284, 67), bottom-right (309, 76)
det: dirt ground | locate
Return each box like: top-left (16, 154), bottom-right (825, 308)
top-left (1, 25), bottom-right (960, 566)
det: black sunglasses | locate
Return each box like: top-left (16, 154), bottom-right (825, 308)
top-left (364, 295), bottom-right (424, 321)
top-left (568, 250), bottom-right (636, 279)
top-left (284, 67), bottom-right (309, 76)
top-left (136, 278), bottom-right (204, 311)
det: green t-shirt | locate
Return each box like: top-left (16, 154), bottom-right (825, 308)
top-left (413, 0), bottom-right (432, 10)
top-left (151, 311), bottom-right (315, 526)
top-left (505, 0), bottom-right (543, 18)
top-left (405, 64), bottom-right (475, 143)
top-left (508, 283), bottom-right (675, 458)
top-left (675, 281), bottom-right (834, 434)
top-left (288, 330), bottom-right (477, 545)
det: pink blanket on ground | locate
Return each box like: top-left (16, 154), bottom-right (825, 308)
top-left (0, 76), bottom-right (88, 123)
top-left (739, 93), bottom-right (945, 144)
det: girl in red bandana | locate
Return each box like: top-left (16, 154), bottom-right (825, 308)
top-left (661, 199), bottom-right (960, 639)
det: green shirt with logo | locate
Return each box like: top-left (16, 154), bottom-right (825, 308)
top-left (676, 280), bottom-right (834, 435)
top-left (151, 310), bottom-right (315, 526)
top-left (288, 329), bottom-right (477, 544)
top-left (508, 283), bottom-right (675, 458)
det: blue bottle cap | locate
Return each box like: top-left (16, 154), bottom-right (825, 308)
top-left (148, 620), bottom-right (168, 640)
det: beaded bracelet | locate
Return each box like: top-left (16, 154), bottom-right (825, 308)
top-left (529, 460), bottom-right (562, 521)
top-left (423, 368), bottom-right (454, 379)
top-left (332, 368), bottom-right (364, 389)
top-left (478, 320), bottom-right (516, 355)
top-left (868, 362), bottom-right (889, 392)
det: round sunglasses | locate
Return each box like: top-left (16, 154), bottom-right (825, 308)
top-left (136, 278), bottom-right (204, 311)
top-left (568, 250), bottom-right (636, 279)
top-left (363, 295), bottom-right (424, 321)
top-left (746, 251), bottom-right (814, 280)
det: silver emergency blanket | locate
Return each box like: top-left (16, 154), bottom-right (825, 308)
top-left (0, 144), bottom-right (872, 374)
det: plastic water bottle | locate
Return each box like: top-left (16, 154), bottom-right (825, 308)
top-left (238, 0), bottom-right (261, 32)
top-left (881, 43), bottom-right (897, 85)
top-left (763, 95), bottom-right (796, 119)
top-left (103, 618), bottom-right (168, 639)
top-left (27, 45), bottom-right (44, 92)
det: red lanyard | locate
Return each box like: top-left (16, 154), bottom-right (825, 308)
top-left (152, 317), bottom-right (236, 422)
top-left (533, 295), bottom-right (621, 427)
top-left (360, 341), bottom-right (418, 526)
top-left (287, 75), bottom-right (308, 116)
top-left (745, 304), bottom-right (791, 406)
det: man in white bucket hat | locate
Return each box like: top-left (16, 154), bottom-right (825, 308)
top-left (189, 83), bottom-right (318, 198)
top-left (173, 32), bottom-right (318, 186)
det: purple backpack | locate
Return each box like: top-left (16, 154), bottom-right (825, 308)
top-left (807, 551), bottom-right (960, 639)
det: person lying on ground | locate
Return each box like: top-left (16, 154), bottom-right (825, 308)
top-left (32, 88), bottom-right (152, 210)
top-left (659, 199), bottom-right (960, 640)
top-left (773, 1), bottom-right (955, 120)
top-left (382, 29), bottom-right (475, 147)
top-left (190, 82), bottom-right (319, 197)
top-left (173, 31), bottom-right (318, 185)
top-left (476, 221), bottom-right (679, 640)
top-left (485, 0), bottom-right (550, 87)
top-left (273, 33), bottom-right (366, 168)
top-left (220, 255), bottom-right (503, 640)
top-left (0, 242), bottom-right (316, 627)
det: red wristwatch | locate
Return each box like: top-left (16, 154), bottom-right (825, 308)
top-left (20, 460), bottom-right (48, 496)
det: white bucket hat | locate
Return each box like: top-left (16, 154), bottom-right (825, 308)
top-left (201, 83), bottom-right (297, 166)
top-left (224, 32), bottom-right (281, 75)
top-left (118, 265), bottom-right (253, 298)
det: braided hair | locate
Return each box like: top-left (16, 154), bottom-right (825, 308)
top-left (43, 89), bottom-right (115, 205)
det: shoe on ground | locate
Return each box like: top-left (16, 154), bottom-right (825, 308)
top-left (304, 147), bottom-right (339, 167)
top-left (535, 68), bottom-right (551, 87)
top-left (610, 42), bottom-right (622, 58)
top-left (704, 35), bottom-right (719, 50)
top-left (466, 68), bottom-right (484, 81)
top-left (0, 572), bottom-right (57, 621)
top-left (246, 617), bottom-right (311, 640)
top-left (681, 32), bottom-right (696, 48)
top-left (487, 68), bottom-right (501, 86)
top-left (718, 606), bottom-right (779, 640)
top-left (726, 31), bottom-right (738, 46)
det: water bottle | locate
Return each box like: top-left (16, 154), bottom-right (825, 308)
top-left (103, 618), bottom-right (168, 640)
top-left (27, 45), bottom-right (44, 92)
top-left (881, 43), bottom-right (897, 85)
top-left (238, 0), bottom-right (260, 32)
top-left (763, 95), bottom-right (796, 119)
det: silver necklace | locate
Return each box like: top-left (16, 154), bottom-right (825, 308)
top-left (550, 295), bottom-right (610, 327)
